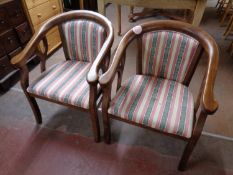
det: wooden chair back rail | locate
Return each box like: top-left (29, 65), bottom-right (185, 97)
top-left (11, 10), bottom-right (114, 83)
top-left (99, 20), bottom-right (219, 115)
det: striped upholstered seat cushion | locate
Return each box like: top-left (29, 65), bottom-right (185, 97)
top-left (142, 31), bottom-right (199, 83)
top-left (62, 20), bottom-right (105, 62)
top-left (27, 61), bottom-right (97, 109)
top-left (108, 75), bottom-right (194, 138)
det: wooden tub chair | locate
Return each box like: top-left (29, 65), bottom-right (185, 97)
top-left (11, 10), bottom-right (114, 142)
top-left (99, 20), bottom-right (219, 170)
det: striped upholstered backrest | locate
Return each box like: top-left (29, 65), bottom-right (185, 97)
top-left (142, 31), bottom-right (199, 83)
top-left (62, 20), bottom-right (105, 62)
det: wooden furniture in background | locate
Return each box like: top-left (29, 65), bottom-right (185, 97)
top-left (219, 0), bottom-right (233, 26)
top-left (22, 0), bottom-right (63, 54)
top-left (98, 0), bottom-right (207, 35)
top-left (0, 0), bottom-right (33, 90)
top-left (99, 20), bottom-right (219, 170)
top-left (61, 0), bottom-right (97, 11)
top-left (11, 10), bottom-right (113, 142)
top-left (223, 13), bottom-right (233, 37)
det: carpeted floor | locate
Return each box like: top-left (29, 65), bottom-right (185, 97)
top-left (1, 1), bottom-right (233, 174)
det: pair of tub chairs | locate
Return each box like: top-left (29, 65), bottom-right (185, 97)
top-left (11, 11), bottom-right (219, 171)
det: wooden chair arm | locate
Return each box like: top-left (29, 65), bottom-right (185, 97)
top-left (87, 22), bottom-right (114, 84)
top-left (99, 29), bottom-right (135, 87)
top-left (11, 21), bottom-right (51, 68)
top-left (200, 33), bottom-right (219, 115)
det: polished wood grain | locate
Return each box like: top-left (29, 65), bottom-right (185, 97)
top-left (99, 20), bottom-right (219, 171)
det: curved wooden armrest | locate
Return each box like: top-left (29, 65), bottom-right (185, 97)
top-left (87, 21), bottom-right (114, 84)
top-left (200, 33), bottom-right (219, 115)
top-left (99, 29), bottom-right (135, 87)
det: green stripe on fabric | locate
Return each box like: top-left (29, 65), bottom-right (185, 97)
top-left (82, 21), bottom-right (88, 61)
top-left (159, 81), bottom-right (176, 131)
top-left (113, 77), bottom-right (134, 115)
top-left (39, 62), bottom-right (74, 96)
top-left (160, 32), bottom-right (173, 77)
top-left (92, 24), bottom-right (98, 61)
top-left (177, 87), bottom-right (189, 136)
top-left (172, 36), bottom-right (188, 81)
top-left (127, 77), bottom-right (150, 120)
top-left (70, 21), bottom-right (76, 59)
top-left (75, 86), bottom-right (89, 107)
top-left (50, 63), bottom-right (86, 100)
top-left (148, 33), bottom-right (158, 74)
top-left (142, 78), bottom-right (162, 125)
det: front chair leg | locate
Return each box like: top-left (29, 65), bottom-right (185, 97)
top-left (90, 109), bottom-right (100, 142)
top-left (25, 94), bottom-right (42, 124)
top-left (178, 111), bottom-right (208, 171)
top-left (178, 138), bottom-right (199, 171)
top-left (89, 85), bottom-right (100, 142)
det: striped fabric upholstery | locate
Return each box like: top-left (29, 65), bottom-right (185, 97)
top-left (108, 75), bottom-right (194, 138)
top-left (27, 61), bottom-right (97, 109)
top-left (62, 20), bottom-right (105, 62)
top-left (142, 31), bottom-right (199, 83)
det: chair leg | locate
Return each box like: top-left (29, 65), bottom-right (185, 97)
top-left (178, 138), bottom-right (199, 171)
top-left (103, 113), bottom-right (111, 144)
top-left (25, 94), bottom-right (42, 124)
top-left (90, 108), bottom-right (100, 143)
top-left (178, 111), bottom-right (208, 171)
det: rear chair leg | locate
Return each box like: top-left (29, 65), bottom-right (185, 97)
top-left (103, 114), bottom-right (111, 144)
top-left (25, 94), bottom-right (42, 124)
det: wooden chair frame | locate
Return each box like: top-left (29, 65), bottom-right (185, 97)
top-left (11, 10), bottom-right (114, 142)
top-left (99, 20), bottom-right (219, 170)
